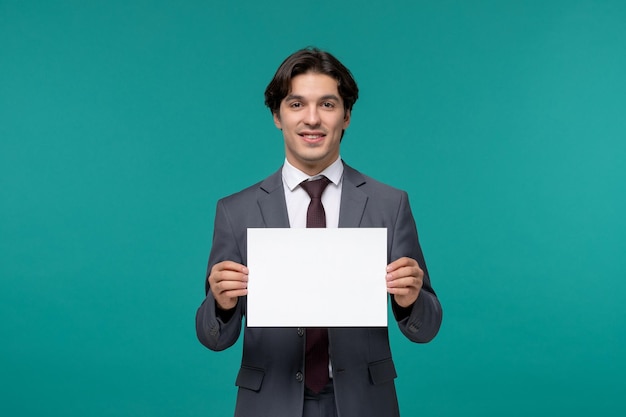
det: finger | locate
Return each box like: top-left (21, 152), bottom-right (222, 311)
top-left (386, 257), bottom-right (418, 273)
top-left (386, 275), bottom-right (421, 289)
top-left (215, 277), bottom-right (248, 292)
top-left (212, 281), bottom-right (248, 305)
top-left (219, 288), bottom-right (248, 299)
top-left (386, 265), bottom-right (423, 282)
top-left (209, 261), bottom-right (249, 285)
top-left (213, 268), bottom-right (249, 283)
top-left (213, 260), bottom-right (248, 275)
top-left (386, 277), bottom-right (422, 301)
top-left (386, 286), bottom-right (413, 296)
top-left (386, 280), bottom-right (420, 295)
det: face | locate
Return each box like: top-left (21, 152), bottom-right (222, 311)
top-left (273, 72), bottom-right (351, 176)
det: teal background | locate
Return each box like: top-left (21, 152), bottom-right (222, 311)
top-left (2, 1), bottom-right (625, 416)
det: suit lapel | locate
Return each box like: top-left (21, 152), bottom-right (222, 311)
top-left (257, 169), bottom-right (290, 228)
top-left (339, 163), bottom-right (368, 228)
top-left (257, 163), bottom-right (368, 228)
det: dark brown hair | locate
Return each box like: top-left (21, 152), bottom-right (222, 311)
top-left (264, 47), bottom-right (359, 115)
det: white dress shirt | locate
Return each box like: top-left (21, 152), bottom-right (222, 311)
top-left (281, 157), bottom-right (343, 229)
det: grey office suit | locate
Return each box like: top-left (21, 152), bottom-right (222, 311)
top-left (196, 163), bottom-right (443, 417)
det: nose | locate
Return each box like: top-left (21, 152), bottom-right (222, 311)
top-left (303, 106), bottom-right (321, 126)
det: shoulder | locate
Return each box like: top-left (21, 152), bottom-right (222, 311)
top-left (343, 163), bottom-right (407, 198)
top-left (218, 180), bottom-right (262, 204)
top-left (217, 168), bottom-right (282, 207)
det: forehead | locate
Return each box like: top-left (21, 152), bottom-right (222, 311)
top-left (287, 72), bottom-right (341, 97)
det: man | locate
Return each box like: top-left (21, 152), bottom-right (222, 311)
top-left (196, 47), bottom-right (442, 417)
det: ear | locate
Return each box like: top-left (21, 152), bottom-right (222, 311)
top-left (343, 109), bottom-right (351, 129)
top-left (273, 111), bottom-right (282, 130)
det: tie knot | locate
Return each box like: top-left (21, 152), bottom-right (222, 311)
top-left (300, 176), bottom-right (331, 199)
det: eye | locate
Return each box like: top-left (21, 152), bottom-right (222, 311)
top-left (289, 102), bottom-right (302, 108)
top-left (321, 101), bottom-right (335, 109)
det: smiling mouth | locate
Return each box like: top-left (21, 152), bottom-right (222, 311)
top-left (299, 133), bottom-right (325, 143)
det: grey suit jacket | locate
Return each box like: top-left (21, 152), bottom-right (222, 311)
top-left (196, 163), bottom-right (442, 417)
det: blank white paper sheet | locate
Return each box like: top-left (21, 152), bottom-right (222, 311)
top-left (246, 228), bottom-right (387, 327)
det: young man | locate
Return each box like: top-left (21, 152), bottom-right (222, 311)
top-left (196, 47), bottom-right (442, 417)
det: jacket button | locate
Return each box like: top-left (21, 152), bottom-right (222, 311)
top-left (408, 321), bottom-right (422, 333)
top-left (297, 328), bottom-right (304, 337)
top-left (296, 372), bottom-right (304, 382)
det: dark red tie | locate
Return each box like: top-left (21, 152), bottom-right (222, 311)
top-left (299, 176), bottom-right (331, 393)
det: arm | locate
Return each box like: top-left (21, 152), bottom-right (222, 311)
top-left (386, 191), bottom-right (442, 343)
top-left (195, 199), bottom-right (248, 351)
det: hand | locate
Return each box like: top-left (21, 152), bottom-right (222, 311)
top-left (386, 257), bottom-right (423, 308)
top-left (208, 261), bottom-right (248, 310)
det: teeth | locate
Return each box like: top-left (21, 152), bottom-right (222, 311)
top-left (303, 135), bottom-right (322, 139)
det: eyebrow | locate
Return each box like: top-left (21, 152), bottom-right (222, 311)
top-left (284, 94), bottom-right (341, 102)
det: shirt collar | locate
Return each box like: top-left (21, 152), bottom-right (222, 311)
top-left (282, 157), bottom-right (344, 191)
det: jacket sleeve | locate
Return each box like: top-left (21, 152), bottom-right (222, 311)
top-left (195, 199), bottom-right (246, 351)
top-left (390, 191), bottom-right (443, 343)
